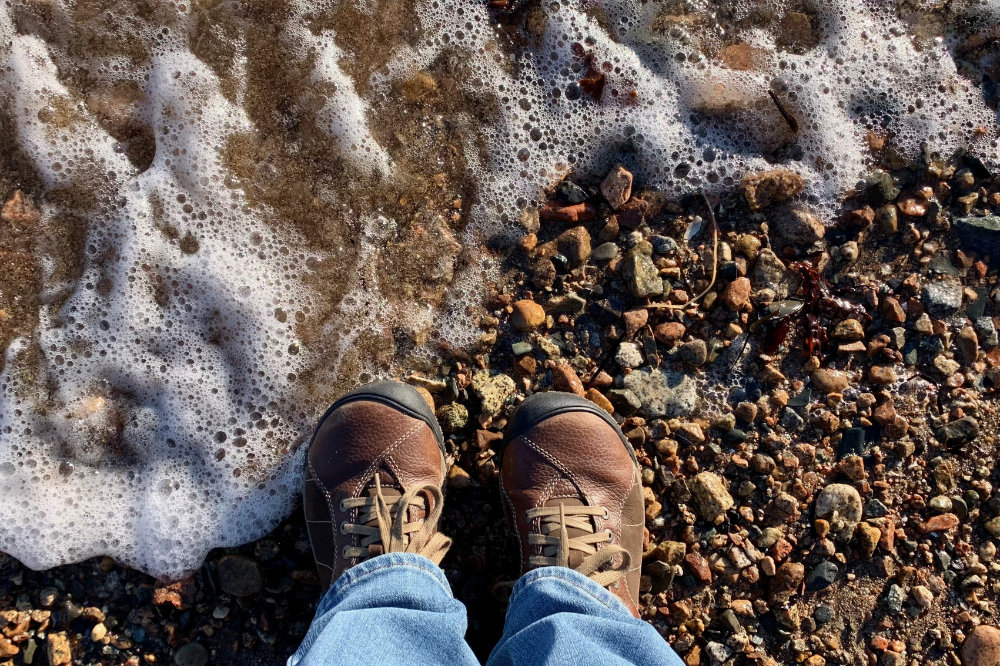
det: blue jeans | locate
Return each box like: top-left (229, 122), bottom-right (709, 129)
top-left (289, 552), bottom-right (684, 665)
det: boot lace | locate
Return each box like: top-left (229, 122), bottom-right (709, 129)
top-left (340, 476), bottom-right (451, 564)
top-left (526, 503), bottom-right (631, 588)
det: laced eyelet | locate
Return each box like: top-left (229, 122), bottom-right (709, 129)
top-left (342, 546), bottom-right (351, 557)
top-left (339, 522), bottom-right (347, 535)
top-left (605, 529), bottom-right (613, 542)
top-left (338, 500), bottom-right (347, 511)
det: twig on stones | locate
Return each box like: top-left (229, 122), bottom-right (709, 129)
top-left (646, 191), bottom-right (719, 311)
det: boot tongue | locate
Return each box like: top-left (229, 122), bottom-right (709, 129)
top-left (542, 497), bottom-right (593, 569)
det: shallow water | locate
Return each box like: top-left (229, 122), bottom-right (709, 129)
top-left (0, 0), bottom-right (997, 578)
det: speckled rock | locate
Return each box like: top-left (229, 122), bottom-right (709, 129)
top-left (690, 472), bottom-right (734, 521)
top-left (815, 483), bottom-right (863, 541)
top-left (472, 371), bottom-right (516, 420)
top-left (621, 368), bottom-right (697, 418)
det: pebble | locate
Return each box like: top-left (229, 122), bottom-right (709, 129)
top-left (615, 342), bottom-right (644, 369)
top-left (46, 632), bottom-right (71, 666)
top-left (805, 561), bottom-right (838, 591)
top-left (911, 585), bottom-right (933, 609)
top-left (880, 297), bottom-right (905, 323)
top-left (650, 235), bottom-right (678, 255)
top-left (721, 277), bottom-right (751, 310)
top-left (922, 278), bottom-right (964, 316)
top-left (705, 641), bottom-right (732, 665)
top-left (984, 517), bottom-right (1000, 537)
top-left (684, 552), bottom-right (712, 582)
top-left (868, 365), bottom-right (896, 385)
top-left (554, 180), bottom-right (588, 204)
top-left (601, 165), bottom-right (633, 209)
top-left (876, 203), bottom-right (899, 233)
top-left (584, 388), bottom-right (614, 414)
top-left (623, 243), bottom-right (664, 297)
top-left (962, 625), bottom-right (1000, 666)
top-left (622, 308), bottom-right (648, 337)
top-left (922, 513), bottom-right (959, 533)
top-left (811, 368), bottom-right (849, 394)
top-left (174, 643), bottom-right (209, 666)
top-left (772, 207), bottom-right (826, 247)
top-left (511, 299), bottom-right (546, 331)
top-left (436, 403), bottom-right (469, 432)
top-left (91, 622), bottom-right (108, 642)
top-left (39, 587), bottom-right (58, 607)
top-left (653, 322), bottom-right (686, 346)
top-left (928, 496), bottom-right (953, 513)
top-left (554, 226), bottom-right (591, 265)
top-left (814, 483), bottom-right (863, 540)
top-left (955, 215), bottom-right (1000, 258)
top-left (742, 169), bottom-right (805, 210)
top-left (551, 365), bottom-right (585, 395)
top-left (885, 584), bottom-right (905, 614)
top-left (865, 170), bottom-right (899, 206)
top-left (734, 234), bottom-right (761, 260)
top-left (1, 190), bottom-right (40, 226)
top-left (678, 339), bottom-right (708, 366)
top-left (937, 416), bottom-right (979, 445)
top-left (472, 371), bottom-right (516, 420)
top-left (770, 562), bottom-right (805, 603)
top-left (621, 368), bottom-right (697, 417)
top-left (857, 522), bottom-right (881, 558)
top-left (832, 319), bottom-right (864, 341)
top-left (217, 555), bottom-right (262, 597)
top-left (753, 248), bottom-right (792, 297)
top-left (591, 242), bottom-right (619, 261)
top-left (447, 464), bottom-right (472, 489)
top-left (690, 472), bottom-right (735, 521)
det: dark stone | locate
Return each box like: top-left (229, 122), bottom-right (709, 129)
top-left (217, 555), bottom-right (262, 597)
top-left (865, 171), bottom-right (899, 206)
top-left (955, 215), bottom-right (1000, 259)
top-left (928, 254), bottom-right (960, 276)
top-left (722, 429), bottom-right (747, 446)
top-left (590, 298), bottom-right (623, 325)
top-left (606, 389), bottom-right (641, 413)
top-left (936, 416), bottom-right (979, 446)
top-left (922, 279), bottom-right (963, 317)
top-left (838, 427), bottom-right (867, 458)
top-left (935, 550), bottom-right (951, 571)
top-left (885, 584), bottom-right (905, 614)
top-left (718, 262), bottom-right (739, 282)
top-left (951, 496), bottom-right (969, 520)
top-left (813, 605), bottom-right (834, 627)
top-left (865, 499), bottom-right (889, 518)
top-left (780, 408), bottom-right (804, 431)
top-left (555, 180), bottom-right (589, 204)
top-left (719, 609), bottom-right (742, 634)
top-left (787, 388), bottom-right (812, 408)
top-left (805, 561), bottom-right (838, 592)
top-left (650, 235), bottom-right (678, 255)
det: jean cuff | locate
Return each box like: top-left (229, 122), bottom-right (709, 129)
top-left (315, 552), bottom-right (454, 617)
top-left (507, 565), bottom-right (634, 617)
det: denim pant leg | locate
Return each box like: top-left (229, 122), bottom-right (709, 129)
top-left (487, 567), bottom-right (686, 666)
top-left (288, 552), bottom-right (479, 666)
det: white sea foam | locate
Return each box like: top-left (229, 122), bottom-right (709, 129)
top-left (0, 0), bottom-right (996, 578)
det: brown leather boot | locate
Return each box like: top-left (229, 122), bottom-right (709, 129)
top-left (303, 381), bottom-right (452, 589)
top-left (500, 392), bottom-right (645, 616)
